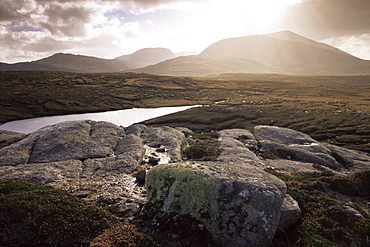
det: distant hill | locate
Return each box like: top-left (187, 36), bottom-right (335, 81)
top-left (0, 53), bottom-right (133, 73)
top-left (1, 31), bottom-right (369, 75)
top-left (174, 51), bottom-right (198, 57)
top-left (115, 48), bottom-right (176, 68)
top-left (133, 55), bottom-right (274, 76)
top-left (265, 30), bottom-right (352, 57)
top-left (198, 31), bottom-right (370, 75)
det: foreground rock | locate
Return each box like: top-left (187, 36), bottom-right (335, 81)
top-left (0, 121), bottom-right (369, 246)
top-left (146, 163), bottom-right (286, 247)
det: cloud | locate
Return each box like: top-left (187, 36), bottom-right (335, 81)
top-left (1, 0), bottom-right (369, 62)
top-left (321, 34), bottom-right (370, 60)
top-left (280, 0), bottom-right (370, 39)
top-left (0, 1), bottom-right (35, 23)
top-left (0, 0), bottom-right (150, 62)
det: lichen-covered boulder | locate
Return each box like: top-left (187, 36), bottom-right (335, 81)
top-left (146, 162), bottom-right (287, 247)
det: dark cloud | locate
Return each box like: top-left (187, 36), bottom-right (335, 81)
top-left (0, 1), bottom-right (94, 37)
top-left (0, 1), bottom-right (32, 23)
top-left (280, 0), bottom-right (370, 39)
top-left (36, 3), bottom-right (94, 37)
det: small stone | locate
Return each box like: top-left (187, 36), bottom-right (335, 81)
top-left (136, 170), bottom-right (147, 185)
top-left (148, 157), bottom-right (159, 166)
top-left (116, 202), bottom-right (140, 218)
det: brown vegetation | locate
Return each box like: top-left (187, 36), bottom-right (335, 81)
top-left (1, 71), bottom-right (369, 153)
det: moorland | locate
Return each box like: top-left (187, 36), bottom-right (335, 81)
top-left (1, 71), bottom-right (369, 153)
top-left (1, 70), bottom-right (370, 246)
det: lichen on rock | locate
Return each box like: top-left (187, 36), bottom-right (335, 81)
top-left (145, 161), bottom-right (287, 247)
top-left (146, 165), bottom-right (219, 220)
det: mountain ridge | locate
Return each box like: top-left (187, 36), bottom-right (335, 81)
top-left (0, 53), bottom-right (133, 73)
top-left (115, 47), bottom-right (176, 68)
top-left (1, 30), bottom-right (369, 75)
top-left (139, 31), bottom-right (369, 76)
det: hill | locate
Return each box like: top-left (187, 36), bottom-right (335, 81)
top-left (199, 31), bottom-right (370, 75)
top-left (133, 55), bottom-right (274, 76)
top-left (0, 53), bottom-right (133, 73)
top-left (136, 31), bottom-right (370, 76)
top-left (115, 47), bottom-right (176, 68)
top-left (1, 31), bottom-right (369, 75)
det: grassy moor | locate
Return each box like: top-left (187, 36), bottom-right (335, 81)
top-left (2, 71), bottom-right (368, 153)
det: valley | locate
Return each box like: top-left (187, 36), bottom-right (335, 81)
top-left (1, 71), bottom-right (369, 153)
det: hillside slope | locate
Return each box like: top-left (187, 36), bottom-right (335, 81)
top-left (115, 47), bottom-right (176, 68)
top-left (0, 53), bottom-right (133, 73)
top-left (199, 32), bottom-right (370, 75)
top-left (134, 55), bottom-right (274, 76)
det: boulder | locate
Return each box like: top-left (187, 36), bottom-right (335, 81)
top-left (82, 156), bottom-right (140, 178)
top-left (323, 143), bottom-right (370, 171)
top-left (126, 124), bottom-right (147, 136)
top-left (0, 136), bottom-right (35, 166)
top-left (2, 121), bottom-right (369, 246)
top-left (116, 134), bottom-right (145, 162)
top-left (254, 125), bottom-right (317, 145)
top-left (141, 126), bottom-right (188, 162)
top-left (254, 126), bottom-right (341, 169)
top-left (0, 159), bottom-right (82, 189)
top-left (29, 121), bottom-right (124, 163)
top-left (263, 159), bottom-right (341, 175)
top-left (278, 194), bottom-right (301, 230)
top-left (146, 162), bottom-right (287, 247)
top-left (218, 128), bottom-right (258, 150)
top-left (0, 130), bottom-right (26, 149)
top-left (218, 129), bottom-right (264, 168)
top-left (0, 126), bottom-right (53, 166)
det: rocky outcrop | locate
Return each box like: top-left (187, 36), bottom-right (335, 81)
top-left (0, 121), bottom-right (369, 246)
top-left (0, 159), bottom-right (82, 189)
top-left (323, 143), bottom-right (370, 171)
top-left (0, 130), bottom-right (26, 149)
top-left (217, 129), bottom-right (264, 168)
top-left (146, 163), bottom-right (287, 247)
top-left (29, 121), bottom-right (124, 163)
top-left (254, 125), bottom-right (341, 169)
top-left (278, 194), bottom-right (301, 230)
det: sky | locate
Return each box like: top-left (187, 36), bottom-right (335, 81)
top-left (1, 0), bottom-right (369, 63)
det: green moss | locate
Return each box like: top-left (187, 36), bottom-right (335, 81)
top-left (146, 165), bottom-right (219, 220)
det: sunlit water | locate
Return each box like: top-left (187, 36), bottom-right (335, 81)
top-left (0, 105), bottom-right (200, 134)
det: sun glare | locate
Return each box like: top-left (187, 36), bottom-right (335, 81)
top-left (188, 0), bottom-right (299, 37)
top-left (239, 0), bottom-right (294, 26)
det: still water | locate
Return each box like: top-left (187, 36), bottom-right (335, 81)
top-left (0, 105), bottom-right (199, 134)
